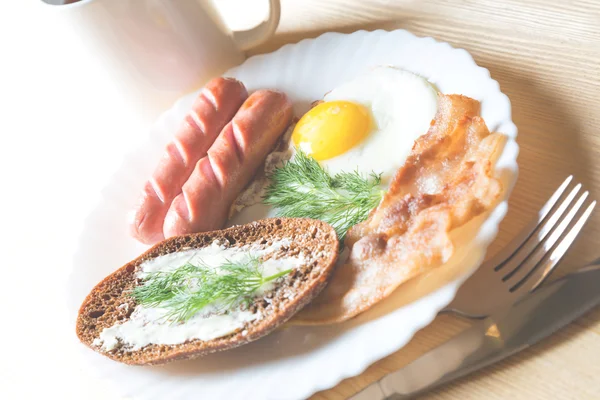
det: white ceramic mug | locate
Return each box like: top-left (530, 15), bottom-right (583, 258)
top-left (43, 0), bottom-right (280, 115)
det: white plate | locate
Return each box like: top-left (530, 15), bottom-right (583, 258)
top-left (67, 29), bottom-right (518, 400)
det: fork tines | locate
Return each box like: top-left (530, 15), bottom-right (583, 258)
top-left (496, 175), bottom-right (596, 293)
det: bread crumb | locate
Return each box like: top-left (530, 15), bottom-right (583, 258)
top-left (212, 239), bottom-right (230, 248)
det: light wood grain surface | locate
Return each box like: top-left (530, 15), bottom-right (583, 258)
top-left (2, 2), bottom-right (598, 400)
top-left (245, 1), bottom-right (600, 398)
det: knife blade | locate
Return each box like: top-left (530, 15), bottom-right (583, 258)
top-left (350, 258), bottom-right (600, 400)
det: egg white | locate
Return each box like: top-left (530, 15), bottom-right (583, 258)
top-left (319, 66), bottom-right (438, 185)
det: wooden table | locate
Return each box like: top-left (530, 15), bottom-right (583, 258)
top-left (7, 2), bottom-right (596, 399)
top-left (247, 1), bottom-right (600, 398)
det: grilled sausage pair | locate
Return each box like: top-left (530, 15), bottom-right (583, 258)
top-left (130, 77), bottom-right (293, 244)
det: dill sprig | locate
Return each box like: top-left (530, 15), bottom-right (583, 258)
top-left (263, 149), bottom-right (384, 241)
top-left (131, 257), bottom-right (291, 323)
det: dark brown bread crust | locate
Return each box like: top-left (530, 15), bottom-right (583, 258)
top-left (76, 218), bottom-right (338, 365)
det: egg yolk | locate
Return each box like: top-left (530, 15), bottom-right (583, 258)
top-left (292, 101), bottom-right (372, 161)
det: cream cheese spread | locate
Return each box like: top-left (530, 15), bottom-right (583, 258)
top-left (93, 239), bottom-right (304, 352)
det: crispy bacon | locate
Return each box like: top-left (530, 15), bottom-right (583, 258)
top-left (295, 94), bottom-right (506, 324)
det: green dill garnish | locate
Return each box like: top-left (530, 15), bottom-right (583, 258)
top-left (263, 149), bottom-right (384, 241)
top-left (131, 256), bottom-right (291, 323)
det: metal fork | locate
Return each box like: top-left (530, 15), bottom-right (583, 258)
top-left (443, 175), bottom-right (596, 318)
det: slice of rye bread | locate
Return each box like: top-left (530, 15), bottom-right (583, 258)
top-left (76, 218), bottom-right (339, 365)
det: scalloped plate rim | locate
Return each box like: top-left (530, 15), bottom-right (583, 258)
top-left (66, 28), bottom-right (519, 400)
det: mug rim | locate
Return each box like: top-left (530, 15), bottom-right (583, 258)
top-left (40, 0), bottom-right (94, 8)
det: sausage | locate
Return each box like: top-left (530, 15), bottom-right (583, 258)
top-left (129, 77), bottom-right (248, 244)
top-left (162, 90), bottom-right (293, 238)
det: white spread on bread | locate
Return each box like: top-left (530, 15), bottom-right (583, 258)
top-left (93, 239), bottom-right (305, 352)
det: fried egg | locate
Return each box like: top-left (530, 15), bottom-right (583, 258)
top-left (228, 67), bottom-right (438, 226)
top-left (292, 66), bottom-right (438, 185)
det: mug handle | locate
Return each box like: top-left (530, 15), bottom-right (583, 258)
top-left (231, 0), bottom-right (281, 51)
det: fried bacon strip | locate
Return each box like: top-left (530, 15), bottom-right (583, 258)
top-left (294, 94), bottom-right (506, 324)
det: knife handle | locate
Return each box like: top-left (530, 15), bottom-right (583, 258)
top-left (380, 258), bottom-right (600, 399)
top-left (378, 322), bottom-right (493, 399)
